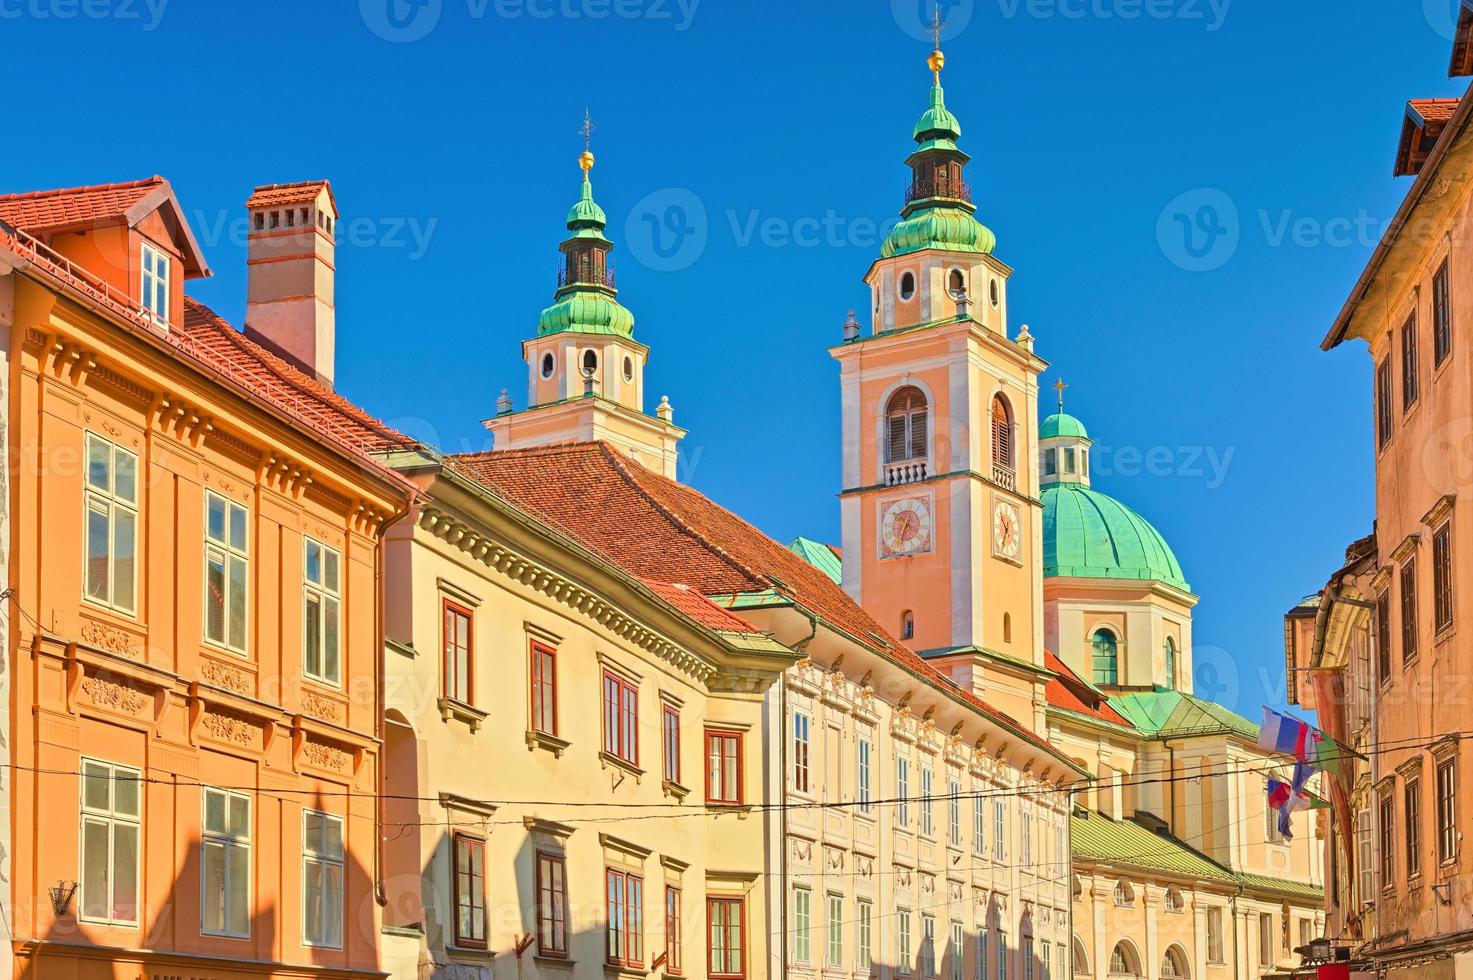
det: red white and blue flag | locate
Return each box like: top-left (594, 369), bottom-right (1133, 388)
top-left (1258, 707), bottom-right (1314, 762)
top-left (1266, 762), bottom-right (1314, 840)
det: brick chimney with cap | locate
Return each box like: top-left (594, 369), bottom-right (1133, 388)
top-left (244, 180), bottom-right (337, 386)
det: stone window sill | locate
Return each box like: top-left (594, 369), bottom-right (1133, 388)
top-left (438, 697), bottom-right (488, 732)
top-left (600, 751), bottom-right (644, 782)
top-left (527, 730), bottom-right (571, 757)
top-left (663, 778), bottom-right (691, 801)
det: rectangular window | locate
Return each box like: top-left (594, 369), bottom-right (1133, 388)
top-left (204, 491), bottom-right (249, 653)
top-left (708, 896), bottom-right (745, 979)
top-left (1041, 940), bottom-right (1052, 980)
top-left (1023, 936), bottom-right (1034, 980)
top-left (141, 241), bottom-right (170, 323)
top-left (952, 922), bottom-right (965, 980)
top-left (442, 600), bottom-right (472, 703)
top-left (303, 538), bottom-right (341, 685)
top-left (666, 885), bottom-right (682, 975)
top-left (921, 766), bottom-right (935, 836)
top-left (858, 737), bottom-right (873, 814)
top-left (602, 670), bottom-right (639, 766)
top-left (452, 834), bottom-right (487, 948)
top-left (793, 887), bottom-right (812, 964)
top-left (531, 642), bottom-right (558, 737)
top-left (83, 433), bottom-right (139, 616)
top-left (201, 787), bottom-right (251, 938)
top-left (1379, 792), bottom-right (1396, 890)
top-left (706, 729), bottom-right (743, 805)
top-left (1402, 557), bottom-right (1419, 665)
top-left (998, 930), bottom-right (1008, 980)
top-left (792, 711), bottom-right (811, 792)
top-left (993, 800), bottom-right (1006, 860)
top-left (1207, 907), bottom-right (1224, 962)
top-left (1043, 448), bottom-right (1057, 477)
top-left (948, 778), bottom-right (962, 846)
top-left (663, 703), bottom-right (681, 784)
top-left (1377, 588), bottom-right (1392, 683)
top-left (922, 914), bottom-right (937, 978)
top-left (899, 910), bottom-right (913, 976)
top-left (1435, 259), bottom-right (1453, 366)
top-left (1439, 757), bottom-right (1459, 864)
top-left (974, 790), bottom-right (986, 854)
top-left (1377, 356), bottom-right (1393, 448)
top-left (1258, 913), bottom-right (1273, 967)
top-left (898, 757), bottom-right (911, 827)
top-left (1403, 312), bottom-right (1420, 410)
top-left (79, 759), bottom-right (141, 925)
top-left (536, 852), bottom-right (568, 957)
top-left (858, 899), bottom-right (874, 972)
top-left (1406, 777), bottom-right (1423, 878)
top-left (1435, 522), bottom-right (1455, 633)
top-left (605, 868), bottom-right (644, 968)
top-left (1266, 785), bottom-right (1285, 843)
top-left (1357, 808), bottom-right (1375, 901)
top-left (980, 928), bottom-right (989, 980)
top-left (827, 894), bottom-right (844, 968)
top-left (1022, 809), bottom-right (1033, 863)
top-left (303, 810), bottom-right (345, 947)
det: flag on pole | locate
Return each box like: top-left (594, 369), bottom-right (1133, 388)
top-left (1308, 729), bottom-right (1344, 776)
top-left (1266, 763), bottom-right (1314, 840)
top-left (1259, 707), bottom-right (1314, 762)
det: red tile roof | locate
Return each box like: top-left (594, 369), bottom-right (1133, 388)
top-left (246, 180), bottom-right (336, 213)
top-left (640, 580), bottom-right (759, 633)
top-left (1396, 99), bottom-right (1463, 177)
top-left (452, 441), bottom-right (1059, 748)
top-left (1410, 98), bottom-right (1460, 125)
top-left (1044, 651), bottom-right (1134, 728)
top-left (0, 176), bottom-right (165, 232)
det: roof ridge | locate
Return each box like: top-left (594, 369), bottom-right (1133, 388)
top-left (0, 176), bottom-right (163, 203)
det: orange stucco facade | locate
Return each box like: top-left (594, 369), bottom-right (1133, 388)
top-left (4, 193), bottom-right (409, 980)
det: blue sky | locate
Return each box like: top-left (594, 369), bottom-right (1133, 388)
top-left (9, 0), bottom-right (1466, 716)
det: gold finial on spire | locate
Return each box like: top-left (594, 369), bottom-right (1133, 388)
top-left (1054, 377), bottom-right (1069, 413)
top-left (926, 3), bottom-right (946, 80)
top-left (578, 109), bottom-right (597, 180)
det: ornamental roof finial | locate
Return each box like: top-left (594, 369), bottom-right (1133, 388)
top-left (1054, 377), bottom-right (1068, 413)
top-left (578, 108), bottom-right (597, 181)
top-left (926, 4), bottom-right (946, 81)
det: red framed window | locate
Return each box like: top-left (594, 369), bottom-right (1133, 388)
top-left (443, 600), bottom-right (472, 703)
top-left (666, 885), bottom-right (683, 975)
top-left (603, 670), bottom-right (639, 766)
top-left (536, 851), bottom-right (568, 957)
top-left (706, 729), bottom-right (744, 805)
top-left (663, 704), bottom-right (681, 784)
top-left (708, 896), bottom-right (746, 978)
top-left (606, 868), bottom-right (644, 968)
top-left (530, 641), bottom-right (558, 736)
top-left (452, 834), bottom-right (486, 949)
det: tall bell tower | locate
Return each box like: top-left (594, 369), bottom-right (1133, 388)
top-left (831, 38), bottom-right (1049, 729)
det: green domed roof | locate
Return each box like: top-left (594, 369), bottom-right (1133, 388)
top-left (1043, 483), bottom-right (1191, 592)
top-left (565, 179), bottom-right (609, 239)
top-left (882, 207), bottom-right (996, 258)
top-left (913, 83), bottom-right (962, 144)
top-left (1041, 413), bottom-right (1089, 440)
top-left (537, 289), bottom-right (634, 338)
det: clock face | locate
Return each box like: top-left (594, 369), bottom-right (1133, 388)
top-left (993, 499), bottom-right (1022, 561)
top-left (881, 497), bottom-right (933, 558)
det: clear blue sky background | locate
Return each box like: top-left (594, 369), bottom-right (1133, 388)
top-left (9, 0), bottom-right (1465, 717)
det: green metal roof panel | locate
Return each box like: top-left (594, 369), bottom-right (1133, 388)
top-left (1071, 813), bottom-right (1238, 884)
top-left (787, 537), bottom-right (844, 585)
top-left (536, 289), bottom-right (635, 338)
top-left (1236, 872), bottom-right (1325, 902)
top-left (1109, 689), bottom-right (1259, 741)
top-left (882, 207), bottom-right (996, 258)
top-left (1040, 412), bottom-right (1089, 440)
top-left (913, 83), bottom-right (963, 142)
top-left (1042, 483), bottom-right (1191, 591)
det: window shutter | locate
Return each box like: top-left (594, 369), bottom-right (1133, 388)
top-left (909, 411), bottom-right (928, 460)
top-left (887, 416), bottom-right (907, 463)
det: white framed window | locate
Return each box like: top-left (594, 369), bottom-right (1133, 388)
top-left (792, 711), bottom-right (811, 793)
top-left (898, 757), bottom-right (911, 827)
top-left (204, 491), bottom-right (249, 654)
top-left (858, 899), bottom-right (873, 971)
top-left (951, 921), bottom-right (965, 980)
top-left (921, 766), bottom-right (935, 836)
top-left (857, 737), bottom-right (873, 814)
top-left (980, 928), bottom-right (989, 980)
top-left (827, 893), bottom-right (844, 967)
top-left (303, 538), bottom-right (342, 685)
top-left (1024, 936), bottom-right (1035, 980)
top-left (899, 910), bottom-right (913, 976)
top-left (1207, 907), bottom-right (1225, 963)
top-left (948, 778), bottom-right (962, 846)
top-left (303, 809), bottom-right (345, 947)
top-left (993, 799), bottom-right (1006, 860)
top-left (141, 241), bottom-right (170, 324)
top-left (922, 914), bottom-right (937, 977)
top-left (793, 886), bottom-right (812, 964)
top-left (79, 758), bottom-right (141, 925)
top-left (201, 787), bottom-right (251, 937)
top-left (974, 790), bottom-right (986, 854)
top-left (84, 433), bottom-right (138, 616)
top-left (1022, 809), bottom-right (1033, 864)
top-left (998, 929), bottom-right (1009, 980)
top-left (1041, 940), bottom-right (1052, 980)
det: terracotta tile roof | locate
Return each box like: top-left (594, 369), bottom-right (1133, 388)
top-left (1409, 98), bottom-right (1460, 125)
top-left (452, 441), bottom-right (1060, 749)
top-left (0, 176), bottom-right (165, 232)
top-left (246, 181), bottom-right (335, 213)
top-left (1396, 99), bottom-right (1463, 176)
top-left (1044, 651), bottom-right (1134, 728)
top-left (640, 580), bottom-right (759, 633)
top-left (182, 297), bottom-right (414, 454)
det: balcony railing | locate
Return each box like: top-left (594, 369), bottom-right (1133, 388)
top-left (992, 463), bottom-right (1017, 492)
top-left (557, 266), bottom-right (616, 289)
top-left (905, 178), bottom-right (973, 205)
top-left (885, 459), bottom-right (929, 486)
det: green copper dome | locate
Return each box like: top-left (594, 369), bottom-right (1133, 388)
top-left (565, 179), bottom-right (610, 241)
top-left (883, 207), bottom-right (996, 258)
top-left (1041, 413), bottom-right (1089, 440)
top-left (913, 83), bottom-right (962, 145)
top-left (1043, 483), bottom-right (1191, 592)
top-left (537, 289), bottom-right (634, 338)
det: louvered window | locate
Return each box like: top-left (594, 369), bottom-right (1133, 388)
top-left (885, 387), bottom-right (928, 463)
top-left (991, 395), bottom-right (1014, 469)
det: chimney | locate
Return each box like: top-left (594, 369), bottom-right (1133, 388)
top-left (244, 181), bottom-right (337, 387)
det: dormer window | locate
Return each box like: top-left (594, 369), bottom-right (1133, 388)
top-left (884, 386), bottom-right (928, 464)
top-left (140, 242), bottom-right (170, 326)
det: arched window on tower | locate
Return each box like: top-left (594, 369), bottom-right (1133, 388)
top-left (885, 386), bottom-right (929, 464)
top-left (991, 395), bottom-right (1015, 472)
top-left (1092, 628), bottom-right (1119, 686)
top-left (901, 610), bottom-right (915, 640)
top-left (1164, 636), bottom-right (1178, 690)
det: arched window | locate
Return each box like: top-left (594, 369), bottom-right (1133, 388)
top-left (991, 395), bottom-right (1014, 470)
top-left (1164, 887), bottom-right (1184, 913)
top-left (581, 349), bottom-right (599, 375)
top-left (948, 268), bottom-right (966, 297)
top-left (885, 386), bottom-right (929, 464)
top-left (1112, 879), bottom-right (1134, 907)
top-left (1092, 628), bottom-right (1119, 686)
top-left (540, 352), bottom-right (555, 379)
top-left (1074, 937), bottom-right (1091, 976)
top-left (901, 610), bottom-right (915, 640)
top-left (1162, 946), bottom-right (1190, 980)
top-left (1003, 612), bottom-right (1012, 644)
top-left (1164, 637), bottom-right (1178, 690)
top-left (900, 271), bottom-right (917, 300)
top-left (1110, 942), bottom-right (1140, 977)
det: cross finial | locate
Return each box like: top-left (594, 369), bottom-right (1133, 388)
top-left (579, 109), bottom-right (596, 151)
top-left (1054, 377), bottom-right (1068, 413)
top-left (928, 3), bottom-right (946, 50)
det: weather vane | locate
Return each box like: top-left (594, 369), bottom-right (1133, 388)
top-left (926, 4), bottom-right (947, 81)
top-left (578, 109), bottom-right (597, 179)
top-left (1054, 377), bottom-right (1068, 413)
